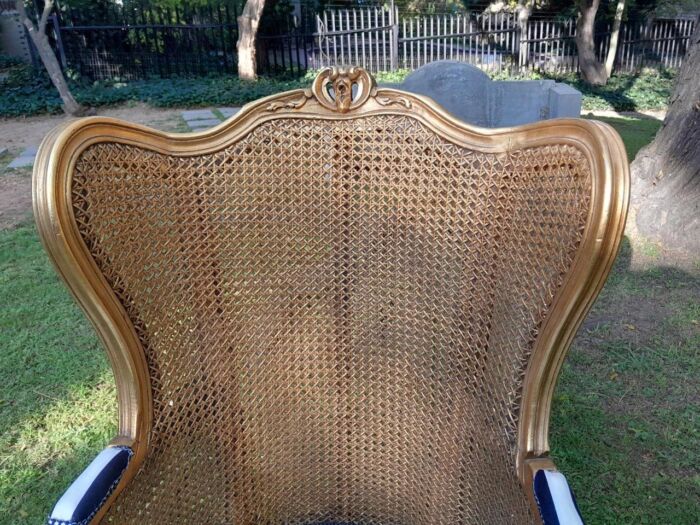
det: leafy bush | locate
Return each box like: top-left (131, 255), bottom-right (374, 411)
top-left (0, 67), bottom-right (674, 119)
top-left (561, 69), bottom-right (676, 111)
top-left (0, 54), bottom-right (24, 70)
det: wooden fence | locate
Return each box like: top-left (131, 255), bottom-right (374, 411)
top-left (313, 8), bottom-right (697, 75)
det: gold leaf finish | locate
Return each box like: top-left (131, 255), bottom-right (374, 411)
top-left (33, 67), bottom-right (629, 524)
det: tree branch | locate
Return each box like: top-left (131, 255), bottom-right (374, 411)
top-left (38, 0), bottom-right (55, 34)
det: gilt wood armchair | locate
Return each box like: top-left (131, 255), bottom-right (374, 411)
top-left (35, 67), bottom-right (629, 525)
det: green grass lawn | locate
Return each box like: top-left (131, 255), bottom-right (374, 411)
top-left (0, 116), bottom-right (697, 524)
top-left (584, 114), bottom-right (663, 161)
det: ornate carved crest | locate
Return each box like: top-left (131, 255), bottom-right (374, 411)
top-left (264, 67), bottom-right (417, 114)
top-left (311, 67), bottom-right (375, 113)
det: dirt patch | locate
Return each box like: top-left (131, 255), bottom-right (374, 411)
top-left (586, 108), bottom-right (666, 121)
top-left (0, 172), bottom-right (33, 230)
top-left (0, 104), bottom-right (185, 230)
top-left (0, 103), bottom-right (184, 155)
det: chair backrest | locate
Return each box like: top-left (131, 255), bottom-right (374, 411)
top-left (34, 67), bottom-right (628, 524)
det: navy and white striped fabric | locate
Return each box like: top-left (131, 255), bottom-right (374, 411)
top-left (47, 446), bottom-right (132, 525)
top-left (534, 469), bottom-right (584, 525)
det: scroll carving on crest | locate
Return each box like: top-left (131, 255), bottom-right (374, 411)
top-left (311, 67), bottom-right (375, 113)
top-left (263, 67), bottom-right (417, 114)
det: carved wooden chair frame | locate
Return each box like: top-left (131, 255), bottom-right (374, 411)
top-left (34, 67), bottom-right (629, 524)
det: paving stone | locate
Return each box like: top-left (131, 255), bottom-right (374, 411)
top-left (182, 109), bottom-right (217, 121)
top-left (7, 155), bottom-right (35, 169)
top-left (218, 107), bottom-right (240, 119)
top-left (6, 146), bottom-right (38, 169)
top-left (187, 119), bottom-right (221, 129)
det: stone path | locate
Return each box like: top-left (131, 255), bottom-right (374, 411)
top-left (7, 146), bottom-right (38, 169)
top-left (181, 107), bottom-right (240, 131)
top-left (2, 108), bottom-right (242, 170)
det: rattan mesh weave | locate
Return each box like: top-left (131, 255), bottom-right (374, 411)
top-left (70, 114), bottom-right (591, 524)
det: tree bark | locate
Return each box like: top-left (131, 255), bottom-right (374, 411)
top-left (16, 0), bottom-right (87, 116)
top-left (576, 0), bottom-right (609, 85)
top-left (517, 0), bottom-right (533, 69)
top-left (237, 0), bottom-right (266, 81)
top-left (630, 20), bottom-right (700, 253)
top-left (604, 0), bottom-right (625, 78)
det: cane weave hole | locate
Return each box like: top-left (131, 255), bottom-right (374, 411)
top-left (70, 114), bottom-right (591, 524)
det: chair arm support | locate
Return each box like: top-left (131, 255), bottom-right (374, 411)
top-left (47, 446), bottom-right (133, 525)
top-left (533, 469), bottom-right (585, 525)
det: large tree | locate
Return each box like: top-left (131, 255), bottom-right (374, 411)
top-left (237, 0), bottom-right (266, 80)
top-left (630, 19), bottom-right (699, 253)
top-left (576, 0), bottom-right (626, 85)
top-left (517, 0), bottom-right (534, 68)
top-left (16, 0), bottom-right (88, 116)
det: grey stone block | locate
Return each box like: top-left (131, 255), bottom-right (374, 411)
top-left (182, 109), bottom-right (217, 121)
top-left (384, 61), bottom-right (582, 128)
top-left (548, 83), bottom-right (582, 119)
top-left (218, 107), bottom-right (240, 119)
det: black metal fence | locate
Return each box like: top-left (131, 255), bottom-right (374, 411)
top-left (52, 0), bottom-right (240, 79)
top-left (32, 1), bottom-right (698, 80)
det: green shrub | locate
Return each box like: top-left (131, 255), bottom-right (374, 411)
top-left (0, 67), bottom-right (674, 119)
top-left (0, 54), bottom-right (24, 70)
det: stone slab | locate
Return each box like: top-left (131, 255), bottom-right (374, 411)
top-left (182, 109), bottom-right (217, 121)
top-left (218, 107), bottom-right (240, 119)
top-left (21, 145), bottom-right (38, 156)
top-left (6, 146), bottom-right (38, 169)
top-left (385, 61), bottom-right (582, 128)
top-left (7, 155), bottom-right (35, 169)
top-left (187, 119), bottom-right (221, 129)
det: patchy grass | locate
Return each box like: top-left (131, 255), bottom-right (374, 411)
top-left (550, 238), bottom-right (700, 524)
top-left (584, 114), bottom-right (662, 161)
top-left (0, 224), bottom-right (116, 524)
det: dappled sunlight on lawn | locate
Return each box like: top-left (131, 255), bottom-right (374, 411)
top-left (551, 236), bottom-right (700, 524)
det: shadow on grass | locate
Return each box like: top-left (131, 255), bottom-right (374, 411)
top-left (551, 236), bottom-right (700, 524)
top-left (537, 69), bottom-right (676, 113)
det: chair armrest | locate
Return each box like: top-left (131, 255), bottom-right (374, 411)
top-left (533, 469), bottom-right (584, 525)
top-left (47, 446), bottom-right (133, 525)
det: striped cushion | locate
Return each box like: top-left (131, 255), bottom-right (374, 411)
top-left (47, 446), bottom-right (132, 525)
top-left (534, 469), bottom-right (584, 525)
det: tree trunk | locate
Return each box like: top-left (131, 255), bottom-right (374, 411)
top-left (576, 0), bottom-right (608, 85)
top-left (517, 0), bottom-right (533, 69)
top-left (16, 0), bottom-right (87, 116)
top-left (604, 0), bottom-right (625, 78)
top-left (237, 0), bottom-right (266, 81)
top-left (630, 20), bottom-right (700, 253)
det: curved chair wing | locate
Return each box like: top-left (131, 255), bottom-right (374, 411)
top-left (34, 67), bottom-right (628, 524)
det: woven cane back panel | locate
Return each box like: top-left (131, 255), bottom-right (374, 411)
top-left (71, 115), bottom-right (591, 524)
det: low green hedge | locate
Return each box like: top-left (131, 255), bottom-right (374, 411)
top-left (0, 64), bottom-right (674, 119)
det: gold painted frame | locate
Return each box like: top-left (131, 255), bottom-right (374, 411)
top-left (33, 67), bottom-right (629, 523)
